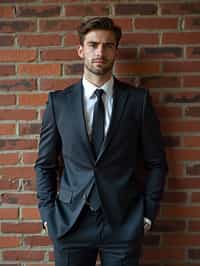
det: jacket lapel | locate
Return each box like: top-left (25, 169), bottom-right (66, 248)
top-left (96, 78), bottom-right (129, 162)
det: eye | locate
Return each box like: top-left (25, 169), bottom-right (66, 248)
top-left (88, 42), bottom-right (97, 48)
top-left (104, 43), bottom-right (115, 49)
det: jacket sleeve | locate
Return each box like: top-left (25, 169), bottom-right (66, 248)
top-left (141, 90), bottom-right (168, 223)
top-left (34, 92), bottom-right (61, 222)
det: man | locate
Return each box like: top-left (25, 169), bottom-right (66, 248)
top-left (35, 17), bottom-right (168, 266)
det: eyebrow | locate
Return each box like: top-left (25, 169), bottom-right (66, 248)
top-left (87, 41), bottom-right (115, 45)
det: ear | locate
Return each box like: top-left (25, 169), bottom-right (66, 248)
top-left (77, 45), bottom-right (84, 59)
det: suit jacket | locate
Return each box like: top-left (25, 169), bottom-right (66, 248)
top-left (35, 77), bottom-right (168, 240)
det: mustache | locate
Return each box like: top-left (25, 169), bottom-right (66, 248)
top-left (92, 58), bottom-right (107, 62)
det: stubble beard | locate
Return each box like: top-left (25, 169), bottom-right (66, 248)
top-left (85, 59), bottom-right (114, 76)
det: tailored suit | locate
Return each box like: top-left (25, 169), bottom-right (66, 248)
top-left (35, 77), bottom-right (167, 262)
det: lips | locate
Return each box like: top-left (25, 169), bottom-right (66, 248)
top-left (93, 59), bottom-right (106, 64)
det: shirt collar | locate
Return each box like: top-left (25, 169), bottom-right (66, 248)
top-left (82, 75), bottom-right (114, 100)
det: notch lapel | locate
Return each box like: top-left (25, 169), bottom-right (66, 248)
top-left (96, 78), bottom-right (129, 162)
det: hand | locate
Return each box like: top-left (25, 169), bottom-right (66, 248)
top-left (144, 217), bottom-right (151, 233)
top-left (41, 221), bottom-right (48, 234)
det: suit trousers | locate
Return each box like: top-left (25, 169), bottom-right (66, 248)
top-left (53, 205), bottom-right (142, 266)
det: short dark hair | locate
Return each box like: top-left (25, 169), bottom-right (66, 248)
top-left (77, 17), bottom-right (122, 47)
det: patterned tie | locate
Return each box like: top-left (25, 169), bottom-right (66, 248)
top-left (91, 89), bottom-right (105, 158)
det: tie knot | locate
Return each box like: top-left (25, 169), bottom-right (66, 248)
top-left (95, 89), bottom-right (104, 99)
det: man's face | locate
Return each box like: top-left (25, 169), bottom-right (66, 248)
top-left (78, 30), bottom-right (118, 76)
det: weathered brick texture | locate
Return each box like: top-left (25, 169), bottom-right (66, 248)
top-left (0, 1), bottom-right (199, 265)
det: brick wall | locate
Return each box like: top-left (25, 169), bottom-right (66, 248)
top-left (0, 0), bottom-right (200, 265)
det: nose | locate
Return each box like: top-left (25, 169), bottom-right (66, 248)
top-left (96, 45), bottom-right (104, 57)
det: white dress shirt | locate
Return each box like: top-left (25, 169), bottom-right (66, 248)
top-left (82, 75), bottom-right (114, 140)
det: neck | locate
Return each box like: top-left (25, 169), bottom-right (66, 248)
top-left (83, 70), bottom-right (112, 87)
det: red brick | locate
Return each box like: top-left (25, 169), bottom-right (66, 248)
top-left (187, 47), bottom-right (200, 58)
top-left (18, 34), bottom-right (61, 47)
top-left (140, 47), bottom-right (182, 59)
top-left (16, 6), bottom-right (61, 17)
top-left (0, 110), bottom-right (37, 120)
top-left (121, 33), bottom-right (158, 45)
top-left (18, 63), bottom-right (61, 76)
top-left (1, 0), bottom-right (38, 2)
top-left (0, 139), bottom-right (37, 151)
top-left (140, 76), bottom-right (181, 88)
top-left (19, 93), bottom-right (47, 106)
top-left (19, 123), bottom-right (41, 135)
top-left (65, 63), bottom-right (83, 75)
top-left (22, 207), bottom-right (40, 220)
top-left (161, 3), bottom-right (200, 15)
top-left (135, 18), bottom-right (178, 30)
top-left (0, 94), bottom-right (16, 105)
top-left (162, 120), bottom-right (200, 133)
top-left (189, 249), bottom-right (200, 260)
top-left (23, 178), bottom-right (36, 191)
top-left (25, 236), bottom-right (52, 247)
top-left (164, 91), bottom-right (200, 103)
top-left (23, 152), bottom-right (38, 164)
top-left (0, 208), bottom-right (18, 219)
top-left (156, 106), bottom-right (182, 119)
top-left (183, 136), bottom-right (200, 147)
top-left (40, 78), bottom-right (78, 90)
top-left (113, 18), bottom-right (133, 32)
top-left (186, 105), bottom-right (200, 117)
top-left (64, 32), bottom-right (79, 46)
top-left (0, 35), bottom-right (14, 46)
top-left (115, 62), bottom-right (160, 75)
top-left (0, 177), bottom-right (19, 190)
top-left (162, 206), bottom-right (200, 218)
top-left (3, 251), bottom-right (44, 261)
top-left (143, 235), bottom-right (160, 246)
top-left (65, 4), bottom-right (109, 16)
top-left (0, 49), bottom-right (36, 62)
top-left (1, 222), bottom-right (41, 234)
top-left (189, 221), bottom-right (200, 232)
top-left (167, 162), bottom-right (184, 177)
top-left (1, 193), bottom-right (37, 205)
top-left (0, 237), bottom-right (20, 248)
top-left (183, 76), bottom-right (200, 87)
top-left (163, 61), bottom-right (200, 73)
top-left (0, 153), bottom-right (18, 165)
top-left (118, 48), bottom-right (137, 60)
top-left (0, 166), bottom-right (35, 178)
top-left (39, 19), bottom-right (80, 32)
top-left (0, 65), bottom-right (15, 76)
top-left (185, 16), bottom-right (200, 30)
top-left (163, 32), bottom-right (200, 44)
top-left (41, 48), bottom-right (79, 61)
top-left (143, 247), bottom-right (185, 260)
top-left (153, 219), bottom-right (186, 233)
top-left (191, 192), bottom-right (200, 202)
top-left (115, 4), bottom-right (157, 15)
top-left (168, 177), bottom-right (200, 190)
top-left (0, 20), bottom-right (36, 33)
top-left (0, 124), bottom-right (16, 135)
top-left (163, 192), bottom-right (187, 203)
top-left (186, 164), bottom-right (200, 176)
top-left (167, 149), bottom-right (200, 161)
top-left (0, 6), bottom-right (14, 18)
top-left (0, 79), bottom-right (36, 91)
top-left (163, 234), bottom-right (200, 246)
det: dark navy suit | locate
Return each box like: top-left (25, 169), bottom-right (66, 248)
top-left (35, 78), bottom-right (167, 265)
